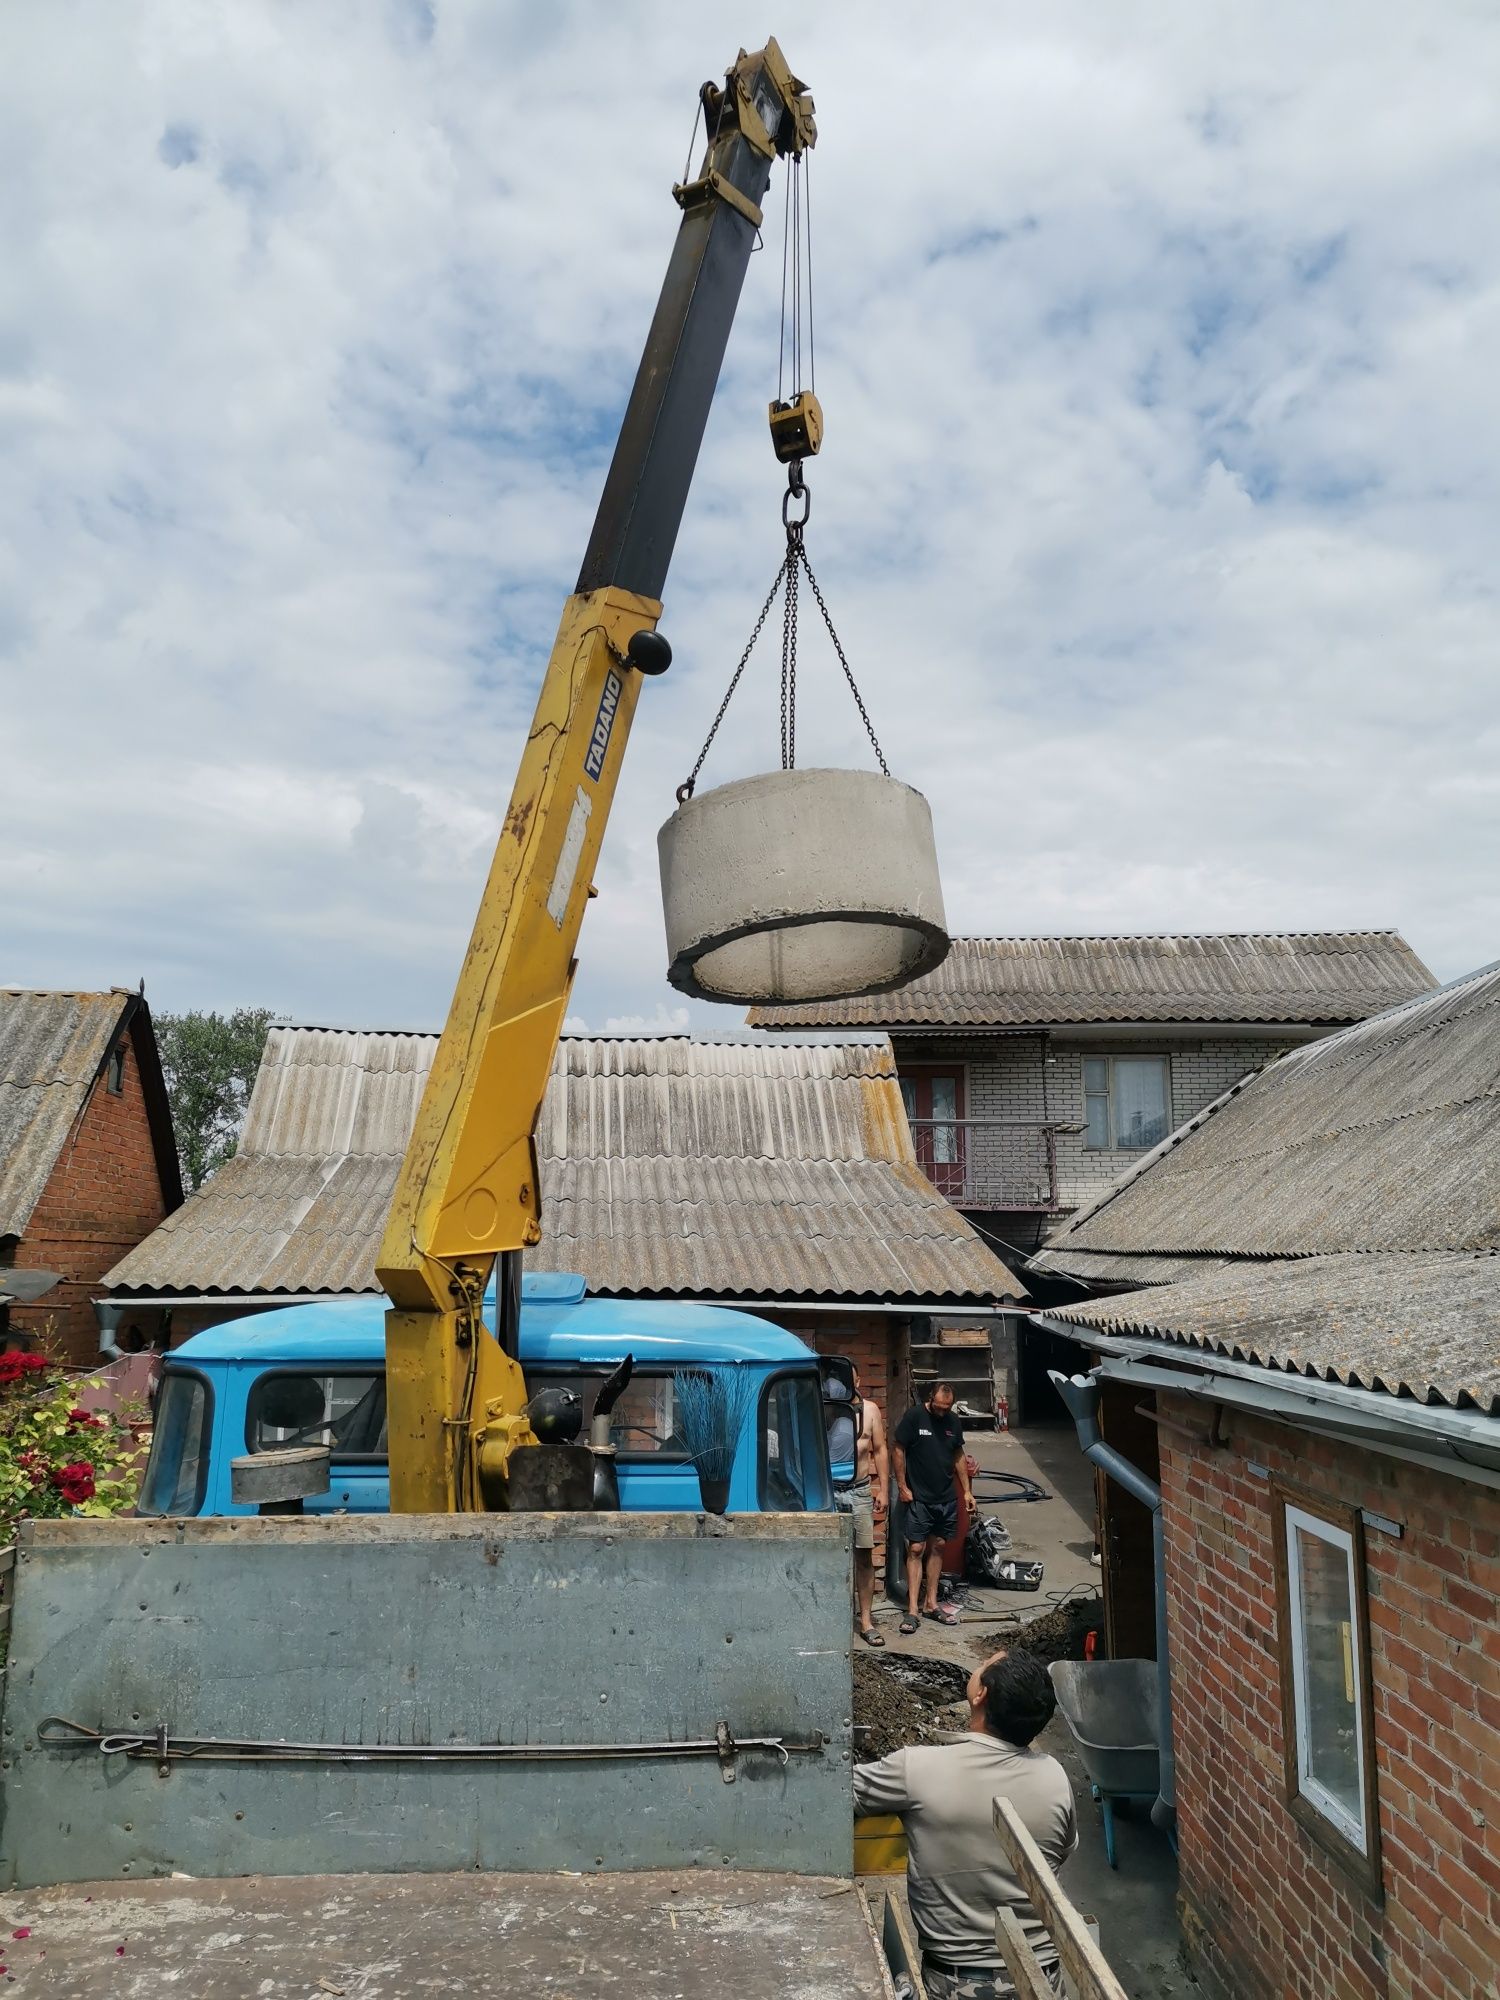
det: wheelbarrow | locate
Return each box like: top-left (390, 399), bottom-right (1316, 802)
top-left (1048, 1659), bottom-right (1160, 1869)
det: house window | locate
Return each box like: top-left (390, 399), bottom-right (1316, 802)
top-left (106, 1044), bottom-right (127, 1094)
top-left (1083, 1056), bottom-right (1169, 1150)
top-left (1272, 1488), bottom-right (1381, 1892)
top-left (899, 1067), bottom-right (966, 1197)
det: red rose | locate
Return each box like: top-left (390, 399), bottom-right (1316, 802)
top-left (0, 1352), bottom-right (50, 1387)
top-left (68, 1407), bottom-right (105, 1429)
top-left (52, 1461), bottom-right (96, 1505)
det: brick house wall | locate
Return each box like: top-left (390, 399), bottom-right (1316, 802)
top-left (892, 1033), bottom-right (1293, 1223)
top-left (11, 1024), bottom-right (176, 1366)
top-left (1159, 1392), bottom-right (1499, 2000)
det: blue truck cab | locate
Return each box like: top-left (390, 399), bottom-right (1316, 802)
top-left (139, 1273), bottom-right (842, 1518)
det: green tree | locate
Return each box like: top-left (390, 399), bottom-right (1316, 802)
top-left (154, 1008), bottom-right (284, 1191)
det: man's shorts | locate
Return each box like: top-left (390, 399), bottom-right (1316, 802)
top-left (905, 1494), bottom-right (958, 1547)
top-left (834, 1477), bottom-right (875, 1551)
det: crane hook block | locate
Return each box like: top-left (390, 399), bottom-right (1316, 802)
top-left (626, 629), bottom-right (672, 676)
top-left (769, 391), bottom-right (823, 464)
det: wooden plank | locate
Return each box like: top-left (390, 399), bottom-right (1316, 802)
top-left (994, 1905), bottom-right (1058, 2000)
top-left (993, 1799), bottom-right (1129, 2000)
top-left (853, 1886), bottom-right (900, 2000)
top-left (879, 1888), bottom-right (928, 1999)
top-left (0, 1546), bottom-right (15, 1577)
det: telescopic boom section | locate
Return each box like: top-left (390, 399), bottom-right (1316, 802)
top-left (376, 41), bottom-right (816, 1511)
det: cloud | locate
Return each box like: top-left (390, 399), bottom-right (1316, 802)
top-left (563, 1004), bottom-right (691, 1038)
top-left (2, 1), bottom-right (1496, 1036)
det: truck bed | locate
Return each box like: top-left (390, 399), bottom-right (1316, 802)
top-left (0, 1869), bottom-right (896, 1997)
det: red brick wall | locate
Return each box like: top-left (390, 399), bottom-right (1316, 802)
top-left (1161, 1393), bottom-right (1500, 2000)
top-left (770, 1311), bottom-right (913, 1437)
top-left (11, 1027), bottom-right (174, 1366)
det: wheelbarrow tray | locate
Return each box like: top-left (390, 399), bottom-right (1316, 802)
top-left (1048, 1659), bottom-right (1160, 1797)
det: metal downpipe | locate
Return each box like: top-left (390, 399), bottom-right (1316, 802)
top-left (94, 1300), bottom-right (124, 1363)
top-left (1048, 1368), bottom-right (1177, 1830)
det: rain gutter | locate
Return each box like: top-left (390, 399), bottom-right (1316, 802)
top-left (1032, 1316), bottom-right (1500, 1485)
top-left (723, 1299), bottom-right (1026, 1317)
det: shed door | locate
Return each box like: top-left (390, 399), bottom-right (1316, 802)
top-left (1097, 1381), bottom-right (1160, 1660)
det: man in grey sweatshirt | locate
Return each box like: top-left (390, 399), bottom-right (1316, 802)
top-left (853, 1650), bottom-right (1078, 1999)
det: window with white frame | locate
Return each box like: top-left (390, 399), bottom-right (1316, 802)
top-left (1273, 1489), bottom-right (1381, 1891)
top-left (1082, 1056), bottom-right (1170, 1150)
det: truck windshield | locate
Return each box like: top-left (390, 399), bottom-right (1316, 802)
top-left (760, 1373), bottom-right (834, 1512)
top-left (137, 1371), bottom-right (212, 1516)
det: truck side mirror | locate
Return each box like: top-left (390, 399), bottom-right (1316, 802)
top-left (819, 1359), bottom-right (861, 1491)
top-left (819, 1357), bottom-right (860, 1426)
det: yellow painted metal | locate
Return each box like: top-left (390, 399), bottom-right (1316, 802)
top-left (734, 36), bottom-right (816, 159)
top-left (672, 170), bottom-right (765, 231)
top-left (853, 1813), bottom-right (908, 1875)
top-left (768, 389), bottom-right (823, 463)
top-left (376, 586), bottom-right (659, 1511)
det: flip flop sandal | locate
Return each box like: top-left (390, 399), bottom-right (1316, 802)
top-left (860, 1626), bottom-right (886, 1648)
top-left (924, 1606), bottom-right (961, 1627)
top-left (899, 1615), bottom-right (920, 1635)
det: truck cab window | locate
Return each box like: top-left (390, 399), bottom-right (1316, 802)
top-left (137, 1373), bottom-right (212, 1516)
top-left (760, 1373), bottom-right (834, 1512)
top-left (246, 1373), bottom-right (387, 1459)
top-left (526, 1369), bottom-right (687, 1458)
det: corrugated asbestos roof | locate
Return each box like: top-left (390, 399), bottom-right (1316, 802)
top-left (1038, 963), bottom-right (1500, 1261)
top-left (748, 931), bottom-right (1435, 1030)
top-left (1050, 1252), bottom-right (1500, 1414)
top-left (0, 991), bottom-right (134, 1239)
top-left (1035, 963), bottom-right (1500, 1411)
top-left (107, 1029), bottom-right (1019, 1304)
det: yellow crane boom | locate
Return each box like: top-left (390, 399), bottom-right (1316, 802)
top-left (376, 40), bottom-right (817, 1512)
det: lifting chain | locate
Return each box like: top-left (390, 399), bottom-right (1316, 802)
top-left (677, 462), bottom-right (889, 803)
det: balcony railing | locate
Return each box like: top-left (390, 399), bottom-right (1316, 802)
top-left (906, 1118), bottom-right (1082, 1213)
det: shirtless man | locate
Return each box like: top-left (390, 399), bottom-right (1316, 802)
top-left (850, 1364), bottom-right (889, 1647)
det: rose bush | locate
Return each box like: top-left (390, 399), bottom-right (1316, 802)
top-left (0, 1351), bottom-right (147, 1548)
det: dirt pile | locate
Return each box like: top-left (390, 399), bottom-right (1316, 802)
top-left (970, 1591), bottom-right (1102, 1668)
top-left (853, 1652), bottom-right (971, 1760)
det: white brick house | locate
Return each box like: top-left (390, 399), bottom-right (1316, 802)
top-left (752, 932), bottom-right (1436, 1415)
top-left (753, 933), bottom-right (1434, 1253)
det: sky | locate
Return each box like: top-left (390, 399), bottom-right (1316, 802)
top-left (4, 2), bottom-right (1498, 1035)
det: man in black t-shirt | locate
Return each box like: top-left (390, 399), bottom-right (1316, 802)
top-left (892, 1381), bottom-right (973, 1634)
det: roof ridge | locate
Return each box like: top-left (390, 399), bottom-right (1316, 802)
top-left (0, 986), bottom-right (136, 999)
top-left (274, 1022), bottom-right (439, 1038)
top-left (1266, 959), bottom-right (1500, 1069)
top-left (944, 930), bottom-right (1409, 944)
top-left (271, 1025), bottom-right (888, 1050)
